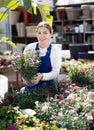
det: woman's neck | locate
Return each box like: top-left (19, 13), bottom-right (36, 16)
top-left (39, 43), bottom-right (50, 49)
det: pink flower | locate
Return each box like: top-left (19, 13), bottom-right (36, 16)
top-left (42, 105), bottom-right (48, 112)
top-left (55, 99), bottom-right (61, 104)
top-left (44, 89), bottom-right (49, 93)
top-left (68, 83), bottom-right (80, 90)
top-left (17, 119), bottom-right (28, 124)
top-left (79, 69), bottom-right (84, 73)
top-left (60, 87), bottom-right (65, 92)
top-left (67, 93), bottom-right (77, 101)
top-left (69, 109), bottom-right (75, 114)
top-left (53, 120), bottom-right (58, 125)
top-left (28, 58), bottom-right (34, 67)
top-left (64, 89), bottom-right (70, 95)
top-left (59, 80), bottom-right (65, 86)
top-left (85, 112), bottom-right (93, 121)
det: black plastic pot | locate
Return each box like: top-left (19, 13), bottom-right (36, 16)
top-left (69, 44), bottom-right (89, 60)
top-left (79, 52), bottom-right (94, 60)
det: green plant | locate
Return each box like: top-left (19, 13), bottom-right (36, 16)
top-left (2, 80), bottom-right (68, 109)
top-left (0, 0), bottom-right (53, 25)
top-left (11, 49), bottom-right (41, 86)
top-left (61, 59), bottom-right (94, 86)
top-left (0, 105), bottom-right (20, 129)
top-left (68, 61), bottom-right (94, 86)
top-left (0, 102), bottom-right (59, 129)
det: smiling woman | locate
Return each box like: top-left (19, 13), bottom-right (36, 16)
top-left (21, 21), bottom-right (62, 92)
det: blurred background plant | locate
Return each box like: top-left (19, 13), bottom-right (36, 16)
top-left (61, 59), bottom-right (94, 87)
top-left (68, 60), bottom-right (94, 87)
top-left (0, 0), bottom-right (53, 25)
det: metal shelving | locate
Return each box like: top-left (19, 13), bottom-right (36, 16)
top-left (54, 2), bottom-right (94, 50)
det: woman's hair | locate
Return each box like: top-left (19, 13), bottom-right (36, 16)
top-left (36, 21), bottom-right (53, 33)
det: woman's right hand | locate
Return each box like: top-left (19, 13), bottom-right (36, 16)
top-left (31, 73), bottom-right (43, 85)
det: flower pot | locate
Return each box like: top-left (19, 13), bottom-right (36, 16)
top-left (23, 77), bottom-right (33, 86)
top-left (10, 11), bottom-right (21, 25)
top-left (79, 52), bottom-right (94, 60)
top-left (0, 75), bottom-right (8, 98)
top-left (69, 44), bottom-right (89, 60)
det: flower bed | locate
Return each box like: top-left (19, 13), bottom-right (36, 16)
top-left (0, 59), bottom-right (94, 129)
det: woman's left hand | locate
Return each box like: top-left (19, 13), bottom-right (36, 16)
top-left (31, 73), bottom-right (43, 85)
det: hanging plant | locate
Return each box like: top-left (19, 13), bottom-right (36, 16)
top-left (0, 0), bottom-right (53, 25)
top-left (0, 0), bottom-right (21, 22)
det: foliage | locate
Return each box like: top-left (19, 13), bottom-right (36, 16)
top-left (0, 105), bottom-right (20, 129)
top-left (0, 105), bottom-right (58, 130)
top-left (2, 80), bottom-right (68, 109)
top-left (0, 0), bottom-right (20, 22)
top-left (0, 0), bottom-right (53, 25)
top-left (0, 103), bottom-right (58, 130)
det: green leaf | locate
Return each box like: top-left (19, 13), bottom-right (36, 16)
top-left (38, 4), bottom-right (53, 26)
top-left (0, 0), bottom-right (20, 23)
top-left (7, 0), bottom-right (21, 10)
top-left (0, 37), bottom-right (16, 48)
top-left (0, 13), bottom-right (8, 23)
top-left (0, 37), bottom-right (9, 41)
top-left (38, 4), bottom-right (50, 19)
top-left (7, 41), bottom-right (16, 48)
top-left (23, 0), bottom-right (32, 14)
top-left (33, 6), bottom-right (37, 15)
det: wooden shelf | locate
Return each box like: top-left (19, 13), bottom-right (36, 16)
top-left (55, 2), bottom-right (94, 8)
top-left (12, 36), bottom-right (37, 44)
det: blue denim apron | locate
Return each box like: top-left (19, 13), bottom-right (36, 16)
top-left (24, 43), bottom-right (53, 91)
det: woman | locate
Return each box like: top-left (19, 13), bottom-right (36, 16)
top-left (22, 21), bottom-right (62, 91)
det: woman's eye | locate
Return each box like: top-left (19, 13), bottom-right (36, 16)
top-left (37, 31), bottom-right (49, 35)
top-left (37, 32), bottom-right (41, 35)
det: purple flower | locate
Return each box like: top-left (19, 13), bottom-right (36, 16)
top-left (55, 94), bottom-right (60, 99)
top-left (0, 102), bottom-right (4, 108)
top-left (7, 124), bottom-right (16, 130)
top-left (28, 58), bottom-right (34, 67)
top-left (60, 87), bottom-right (65, 92)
